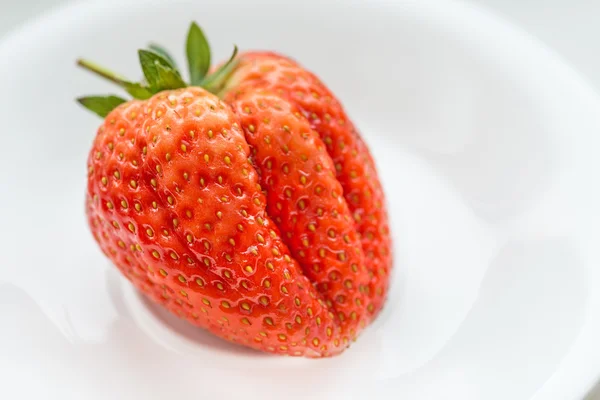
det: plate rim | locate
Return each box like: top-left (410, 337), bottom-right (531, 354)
top-left (1, 0), bottom-right (600, 398)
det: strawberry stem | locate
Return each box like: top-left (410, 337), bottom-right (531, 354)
top-left (76, 22), bottom-right (239, 117)
top-left (76, 59), bottom-right (129, 87)
top-left (77, 58), bottom-right (154, 100)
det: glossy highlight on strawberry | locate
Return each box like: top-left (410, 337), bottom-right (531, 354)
top-left (79, 22), bottom-right (392, 357)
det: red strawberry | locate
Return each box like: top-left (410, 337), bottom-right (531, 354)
top-left (78, 22), bottom-right (391, 357)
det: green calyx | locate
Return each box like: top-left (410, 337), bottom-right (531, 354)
top-left (76, 22), bottom-right (238, 118)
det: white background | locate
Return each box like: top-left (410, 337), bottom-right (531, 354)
top-left (1, 0), bottom-right (598, 398)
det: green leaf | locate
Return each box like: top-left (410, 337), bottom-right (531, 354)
top-left (138, 49), bottom-right (186, 92)
top-left (123, 82), bottom-right (153, 99)
top-left (77, 59), bottom-right (153, 100)
top-left (186, 22), bottom-right (211, 85)
top-left (202, 45), bottom-right (238, 94)
top-left (77, 95), bottom-right (127, 118)
top-left (148, 43), bottom-right (178, 70)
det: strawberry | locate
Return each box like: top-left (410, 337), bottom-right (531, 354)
top-left (78, 22), bottom-right (391, 357)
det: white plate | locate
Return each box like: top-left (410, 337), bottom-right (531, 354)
top-left (1, 0), bottom-right (600, 398)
